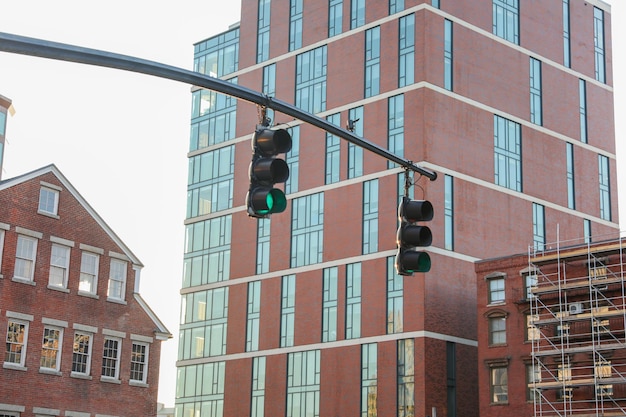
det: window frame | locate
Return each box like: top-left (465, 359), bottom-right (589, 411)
top-left (488, 314), bottom-right (507, 346)
top-left (38, 186), bottom-right (60, 217)
top-left (14, 234), bottom-right (38, 282)
top-left (130, 341), bottom-right (150, 384)
top-left (107, 258), bottom-right (128, 301)
top-left (5, 320), bottom-right (29, 367)
top-left (40, 325), bottom-right (63, 372)
top-left (48, 243), bottom-right (71, 289)
top-left (71, 331), bottom-right (93, 376)
top-left (487, 275), bottom-right (505, 304)
top-left (490, 365), bottom-right (509, 404)
top-left (79, 251), bottom-right (100, 295)
top-left (101, 336), bottom-right (122, 381)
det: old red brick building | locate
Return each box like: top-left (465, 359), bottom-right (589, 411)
top-left (476, 236), bottom-right (626, 417)
top-left (0, 164), bottom-right (171, 416)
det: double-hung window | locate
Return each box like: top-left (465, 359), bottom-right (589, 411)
top-left (48, 244), bottom-right (70, 289)
top-left (489, 315), bottom-right (507, 345)
top-left (14, 235), bottom-right (38, 282)
top-left (107, 259), bottom-right (127, 301)
top-left (72, 331), bottom-right (92, 375)
top-left (79, 251), bottom-right (99, 294)
top-left (487, 274), bottom-right (505, 304)
top-left (102, 337), bottom-right (122, 380)
top-left (5, 320), bottom-right (28, 367)
top-left (40, 326), bottom-right (62, 372)
top-left (38, 186), bottom-right (60, 216)
top-left (130, 342), bottom-right (149, 384)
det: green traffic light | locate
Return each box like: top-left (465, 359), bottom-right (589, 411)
top-left (268, 189), bottom-right (287, 213)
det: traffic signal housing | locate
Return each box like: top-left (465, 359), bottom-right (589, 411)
top-left (246, 127), bottom-right (292, 218)
top-left (395, 197), bottom-right (433, 275)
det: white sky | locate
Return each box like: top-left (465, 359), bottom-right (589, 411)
top-left (0, 0), bottom-right (623, 407)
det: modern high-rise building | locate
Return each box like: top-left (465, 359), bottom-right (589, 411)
top-left (175, 1), bottom-right (617, 416)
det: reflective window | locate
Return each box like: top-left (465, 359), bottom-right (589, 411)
top-left (365, 26), bottom-right (381, 98)
top-left (493, 0), bottom-right (519, 45)
top-left (291, 193), bottom-right (324, 267)
top-left (594, 7), bottom-right (605, 83)
top-left (399, 14), bottom-right (415, 87)
top-left (290, 0), bottom-right (303, 51)
top-left (329, 0), bottom-right (343, 37)
top-left (326, 113), bottom-right (341, 184)
top-left (322, 267), bottom-right (338, 342)
top-left (257, 0), bottom-right (271, 63)
top-left (281, 275), bottom-right (296, 347)
top-left (346, 262), bottom-right (362, 339)
top-left (362, 180), bottom-right (379, 254)
top-left (295, 46), bottom-right (327, 114)
top-left (598, 155), bottom-right (611, 221)
top-left (494, 115), bottom-right (522, 192)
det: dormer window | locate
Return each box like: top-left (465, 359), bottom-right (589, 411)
top-left (38, 183), bottom-right (60, 216)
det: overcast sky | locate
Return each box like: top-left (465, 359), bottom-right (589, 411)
top-left (0, 0), bottom-right (623, 407)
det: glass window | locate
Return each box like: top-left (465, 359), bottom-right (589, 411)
top-left (398, 339), bottom-right (415, 416)
top-left (346, 262), bottom-right (362, 339)
top-left (189, 85), bottom-right (238, 151)
top-left (295, 46), bottom-right (327, 114)
top-left (494, 115), bottom-right (522, 192)
top-left (365, 26), bottom-right (381, 98)
top-left (0, 111), bottom-right (6, 136)
top-left (48, 244), bottom-right (70, 289)
top-left (492, 0), bottom-right (519, 45)
top-left (0, 229), bottom-right (4, 274)
top-left (526, 314), bottom-right (539, 341)
top-left (286, 126), bottom-right (300, 194)
top-left (322, 267), bottom-right (338, 342)
top-left (529, 57), bottom-right (542, 125)
top-left (489, 316), bottom-right (506, 345)
top-left (488, 276), bottom-right (505, 304)
top-left (5, 320), bottom-right (28, 366)
top-left (399, 14), bottom-right (415, 87)
top-left (102, 337), bottom-right (121, 380)
top-left (326, 113), bottom-right (341, 184)
top-left (361, 343), bottom-right (377, 417)
top-left (563, 0), bottom-right (570, 67)
top-left (256, 219), bottom-right (271, 275)
top-left (390, 0), bottom-right (404, 14)
top-left (79, 252), bottom-right (99, 294)
top-left (533, 203), bottom-right (545, 251)
top-left (72, 332), bottom-right (92, 375)
top-left (351, 0), bottom-right (365, 29)
top-left (594, 7), bottom-right (605, 83)
top-left (175, 362), bottom-right (225, 409)
top-left (182, 215), bottom-right (232, 288)
top-left (257, 0), bottom-right (271, 63)
top-left (388, 94), bottom-right (404, 168)
top-left (598, 155), bottom-right (611, 221)
top-left (490, 366), bottom-right (508, 403)
top-left (247, 281), bottom-right (262, 352)
top-left (178, 287), bottom-right (229, 359)
top-left (444, 175), bottom-right (454, 251)
top-left (329, 0), bottom-right (343, 37)
top-left (432, 0), bottom-right (440, 8)
top-left (387, 256), bottom-right (403, 334)
top-left (348, 106), bottom-right (364, 179)
top-left (193, 28), bottom-right (239, 78)
top-left (290, 0), bottom-right (303, 51)
top-left (526, 363), bottom-right (541, 401)
top-left (524, 273), bottom-right (538, 300)
top-left (286, 350), bottom-right (320, 416)
top-left (251, 356), bottom-right (266, 417)
top-left (38, 187), bottom-right (59, 216)
top-left (107, 259), bottom-right (127, 301)
top-left (579, 79), bottom-right (587, 143)
top-left (444, 19), bottom-right (453, 91)
top-left (187, 145), bottom-right (235, 218)
top-left (291, 193), bottom-right (324, 267)
top-left (14, 235), bottom-right (37, 282)
top-left (362, 180), bottom-right (379, 254)
top-left (281, 275), bottom-right (296, 348)
top-left (584, 219), bottom-right (592, 244)
top-left (566, 143), bottom-right (575, 209)
top-left (40, 326), bottom-right (62, 371)
top-left (130, 342), bottom-right (149, 383)
top-left (262, 64), bottom-right (276, 123)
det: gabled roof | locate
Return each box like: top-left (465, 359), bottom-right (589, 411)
top-left (0, 163), bottom-right (142, 266)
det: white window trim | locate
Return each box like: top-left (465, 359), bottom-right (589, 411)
top-left (0, 228), bottom-right (5, 278)
top-left (71, 331), bottom-right (93, 378)
top-left (13, 234), bottom-right (38, 283)
top-left (4, 319), bottom-right (29, 369)
top-left (40, 326), bottom-right (63, 373)
top-left (37, 185), bottom-right (60, 217)
top-left (107, 259), bottom-right (127, 302)
top-left (78, 251), bottom-right (100, 297)
top-left (48, 244), bottom-right (70, 290)
top-left (129, 341), bottom-right (150, 385)
top-left (101, 337), bottom-right (122, 382)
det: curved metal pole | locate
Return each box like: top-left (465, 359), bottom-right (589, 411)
top-left (0, 31), bottom-right (436, 180)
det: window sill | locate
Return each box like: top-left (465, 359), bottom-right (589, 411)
top-left (78, 290), bottom-right (99, 300)
top-left (100, 376), bottom-right (121, 384)
top-left (129, 380), bottom-right (149, 388)
top-left (70, 372), bottom-right (92, 380)
top-left (3, 362), bottom-right (27, 371)
top-left (48, 285), bottom-right (70, 293)
top-left (37, 210), bottom-right (60, 219)
top-left (106, 297), bottom-right (127, 305)
top-left (11, 276), bottom-right (36, 286)
top-left (488, 343), bottom-right (508, 348)
top-left (39, 367), bottom-right (62, 376)
top-left (490, 402), bottom-right (509, 406)
top-left (487, 301), bottom-right (505, 307)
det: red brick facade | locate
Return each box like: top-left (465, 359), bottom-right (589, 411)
top-left (0, 165), bottom-right (170, 417)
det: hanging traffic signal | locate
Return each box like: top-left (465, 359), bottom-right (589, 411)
top-left (246, 127), bottom-right (292, 218)
top-left (395, 197), bottom-right (433, 275)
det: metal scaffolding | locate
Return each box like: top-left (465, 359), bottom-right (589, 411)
top-left (528, 236), bottom-right (626, 417)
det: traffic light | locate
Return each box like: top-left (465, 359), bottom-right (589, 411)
top-left (246, 127), bottom-right (292, 218)
top-left (395, 196), bottom-right (433, 275)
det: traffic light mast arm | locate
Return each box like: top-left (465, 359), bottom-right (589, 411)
top-left (0, 31), bottom-right (436, 181)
